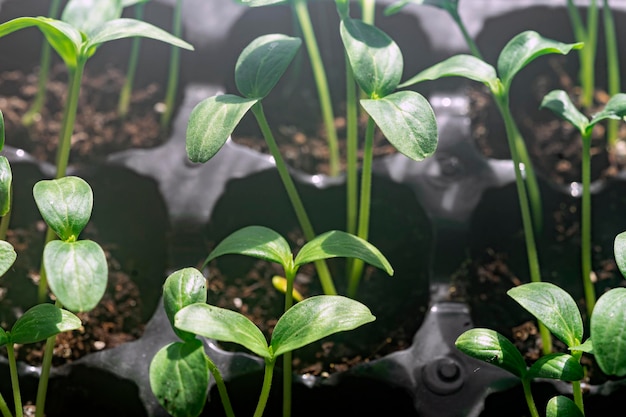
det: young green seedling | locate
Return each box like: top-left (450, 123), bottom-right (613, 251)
top-left (456, 282), bottom-right (587, 417)
top-left (186, 33), bottom-right (341, 297)
top-left (340, 17), bottom-right (437, 297)
top-left (150, 268), bottom-right (235, 417)
top-left (0, 111), bottom-right (12, 241)
top-left (21, 0), bottom-right (63, 127)
top-left (540, 90), bottom-right (626, 317)
top-left (234, 0), bottom-right (341, 177)
top-left (201, 225), bottom-right (392, 417)
top-left (32, 175), bottom-right (108, 417)
top-left (566, 0), bottom-right (599, 109)
top-left (384, 0), bottom-right (483, 59)
top-left (117, 0), bottom-right (152, 117)
top-left (401, 30), bottom-right (582, 354)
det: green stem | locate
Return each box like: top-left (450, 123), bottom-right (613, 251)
top-left (118, 3), bottom-right (145, 118)
top-left (34, 300), bottom-right (62, 417)
top-left (160, 0), bottom-right (182, 129)
top-left (282, 269), bottom-right (296, 417)
top-left (521, 378), bottom-right (540, 417)
top-left (345, 59), bottom-right (358, 236)
top-left (581, 0), bottom-right (599, 108)
top-left (0, 394), bottom-right (12, 417)
top-left (571, 350), bottom-right (585, 411)
top-left (449, 9), bottom-right (483, 60)
top-left (54, 61), bottom-right (85, 180)
top-left (360, 0), bottom-right (375, 25)
top-left (293, 0), bottom-right (340, 177)
top-left (494, 94), bottom-right (552, 354)
top-left (6, 344), bottom-right (22, 417)
top-left (0, 198), bottom-right (11, 241)
top-left (207, 359), bottom-right (235, 417)
top-left (253, 360), bottom-right (275, 417)
top-left (21, 0), bottom-right (62, 127)
top-left (581, 133), bottom-right (595, 316)
top-left (603, 0), bottom-right (621, 148)
top-left (346, 117), bottom-right (375, 298)
top-left (251, 103), bottom-right (337, 295)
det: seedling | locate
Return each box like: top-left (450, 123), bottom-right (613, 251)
top-left (151, 225), bottom-right (387, 417)
top-left (159, 0), bottom-right (184, 129)
top-left (566, 0), bottom-right (599, 109)
top-left (400, 30), bottom-right (582, 353)
top-left (540, 90), bottom-right (626, 316)
top-left (0, 111), bottom-right (12, 241)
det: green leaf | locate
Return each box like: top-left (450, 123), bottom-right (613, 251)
top-left (61, 0), bottom-right (123, 38)
top-left (540, 90), bottom-right (589, 134)
top-left (163, 268), bottom-right (207, 342)
top-left (43, 240), bottom-right (108, 312)
top-left (33, 176), bottom-right (93, 242)
top-left (86, 18), bottom-right (194, 53)
top-left (455, 328), bottom-right (527, 378)
top-left (361, 90), bottom-right (438, 161)
top-left (507, 282), bottom-right (583, 348)
top-left (340, 18), bottom-right (403, 99)
top-left (204, 226), bottom-right (293, 271)
top-left (0, 156), bottom-right (12, 217)
top-left (186, 94), bottom-right (258, 163)
top-left (10, 303), bottom-right (82, 345)
top-left (384, 0), bottom-right (458, 16)
top-left (0, 240), bottom-right (16, 277)
top-left (270, 295), bottom-right (375, 357)
top-left (235, 34), bottom-right (302, 99)
top-left (526, 353), bottom-right (584, 381)
top-left (0, 328), bottom-right (7, 348)
top-left (615, 231), bottom-right (626, 278)
top-left (591, 288), bottom-right (626, 376)
top-left (0, 17), bottom-right (82, 68)
top-left (175, 303), bottom-right (270, 359)
top-left (571, 338), bottom-right (593, 354)
top-left (546, 396), bottom-right (584, 417)
top-left (497, 31), bottom-right (582, 90)
top-left (149, 340), bottom-right (209, 417)
top-left (590, 93), bottom-right (626, 126)
top-left (399, 54), bottom-right (499, 92)
top-left (295, 230), bottom-right (393, 275)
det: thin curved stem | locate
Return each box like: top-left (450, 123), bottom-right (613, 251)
top-left (345, 59), bottom-right (358, 236)
top-left (604, 0), bottom-right (621, 147)
top-left (449, 8), bottom-right (483, 60)
top-left (251, 103), bottom-right (337, 295)
top-left (206, 359), bottom-right (235, 417)
top-left (6, 344), bottom-right (22, 417)
top-left (160, 0), bottom-right (182, 129)
top-left (34, 300), bottom-right (62, 417)
top-left (253, 360), bottom-right (275, 417)
top-left (281, 269), bottom-right (297, 417)
top-left (581, 134), bottom-right (595, 316)
top-left (0, 394), bottom-right (12, 417)
top-left (521, 378), bottom-right (540, 417)
top-left (118, 3), bottom-right (145, 117)
top-left (293, 0), bottom-right (340, 176)
top-left (494, 94), bottom-right (552, 354)
top-left (347, 117), bottom-right (375, 298)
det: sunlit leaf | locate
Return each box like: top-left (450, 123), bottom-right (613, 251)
top-left (546, 396), bottom-right (584, 417)
top-left (10, 303), bottom-right (82, 345)
top-left (540, 90), bottom-right (589, 134)
top-left (0, 240), bottom-right (16, 277)
top-left (526, 353), bottom-right (584, 381)
top-left (591, 288), bottom-right (626, 376)
top-left (163, 268), bottom-right (207, 342)
top-left (455, 328), bottom-right (527, 378)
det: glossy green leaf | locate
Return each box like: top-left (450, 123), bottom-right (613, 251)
top-left (527, 353), bottom-right (584, 381)
top-left (186, 94), bottom-right (258, 163)
top-left (43, 240), bottom-right (108, 312)
top-left (0, 328), bottom-right (7, 348)
top-left (540, 90), bottom-right (589, 134)
top-left (204, 226), bottom-right (293, 271)
top-left (33, 176), bottom-right (93, 242)
top-left (590, 93), bottom-right (626, 126)
top-left (507, 282), bottom-right (583, 348)
top-left (572, 338), bottom-right (593, 354)
top-left (384, 0), bottom-right (458, 16)
top-left (86, 18), bottom-right (194, 53)
top-left (0, 156), bottom-right (12, 217)
top-left (10, 303), bottom-right (82, 345)
top-left (175, 303), bottom-right (270, 359)
top-left (0, 240), bottom-right (16, 277)
top-left (340, 18), bottom-right (402, 98)
top-left (591, 288), bottom-right (626, 376)
top-left (399, 54), bottom-right (499, 93)
top-left (61, 0), bottom-right (123, 38)
top-left (497, 31), bottom-right (582, 90)
top-left (295, 230), bottom-right (393, 275)
top-left (149, 340), bottom-right (209, 417)
top-left (235, 34), bottom-right (301, 99)
top-left (615, 232), bottom-right (626, 278)
top-left (270, 295), bottom-right (375, 357)
top-left (455, 328), bottom-right (527, 378)
top-left (546, 396), bottom-right (584, 417)
top-left (0, 17), bottom-right (82, 68)
top-left (235, 0), bottom-right (286, 5)
top-left (361, 90), bottom-right (438, 161)
top-left (163, 268), bottom-right (207, 342)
